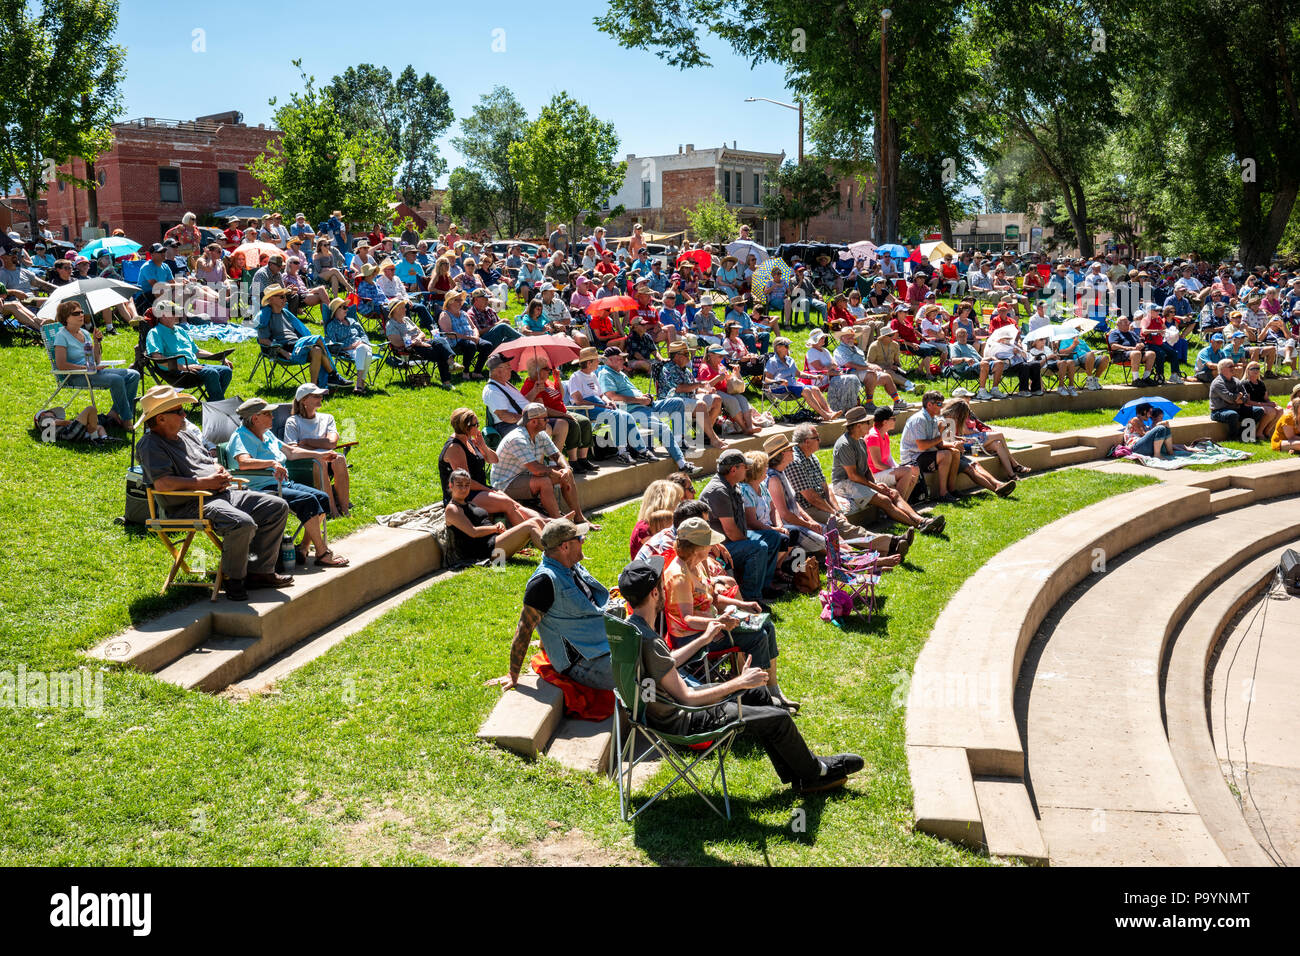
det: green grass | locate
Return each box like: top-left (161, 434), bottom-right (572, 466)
top-left (0, 318), bottom-right (1157, 863)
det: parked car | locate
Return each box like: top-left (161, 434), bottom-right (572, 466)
top-left (487, 240), bottom-right (540, 259)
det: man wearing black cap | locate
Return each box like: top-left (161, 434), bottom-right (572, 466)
top-left (617, 555), bottom-right (864, 794)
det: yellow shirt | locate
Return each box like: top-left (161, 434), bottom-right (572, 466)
top-left (1271, 408), bottom-right (1296, 450)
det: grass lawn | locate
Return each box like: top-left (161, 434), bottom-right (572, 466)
top-left (0, 295), bottom-right (1184, 864)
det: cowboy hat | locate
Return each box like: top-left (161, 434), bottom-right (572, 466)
top-left (359, 262), bottom-right (380, 278)
top-left (140, 385), bottom-right (197, 422)
top-left (260, 284), bottom-right (290, 305)
top-left (763, 433), bottom-right (792, 457)
top-left (577, 346), bottom-right (601, 363)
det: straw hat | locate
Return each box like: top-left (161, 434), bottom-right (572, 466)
top-left (327, 296), bottom-right (348, 316)
top-left (359, 263), bottom-right (380, 278)
top-left (140, 385), bottom-right (197, 422)
top-left (763, 433), bottom-right (792, 457)
top-left (260, 284), bottom-right (290, 305)
top-left (668, 340), bottom-right (689, 354)
top-left (577, 346), bottom-right (601, 363)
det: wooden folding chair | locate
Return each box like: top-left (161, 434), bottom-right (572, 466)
top-left (144, 480), bottom-right (246, 601)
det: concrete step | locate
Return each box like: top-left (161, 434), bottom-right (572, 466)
top-left (1046, 444), bottom-right (1100, 468)
top-left (155, 635), bottom-right (256, 692)
top-left (974, 779), bottom-right (1047, 863)
top-left (476, 675), bottom-right (564, 760)
top-left (907, 744), bottom-right (983, 849)
top-left (1207, 486), bottom-right (1256, 513)
top-left (545, 716), bottom-right (614, 775)
top-left (1024, 499), bottom-right (1300, 864)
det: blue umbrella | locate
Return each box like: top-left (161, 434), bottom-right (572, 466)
top-left (876, 243), bottom-right (907, 259)
top-left (1113, 396), bottom-right (1180, 425)
top-left (80, 236), bottom-right (141, 258)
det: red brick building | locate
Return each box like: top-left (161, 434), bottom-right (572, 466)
top-left (43, 111), bottom-right (281, 244)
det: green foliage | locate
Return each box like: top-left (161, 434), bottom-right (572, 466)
top-left (761, 160), bottom-right (838, 239)
top-left (684, 193), bottom-right (740, 245)
top-left (0, 0), bottom-right (124, 236)
top-left (445, 167), bottom-right (501, 236)
top-left (451, 87), bottom-right (542, 238)
top-left (325, 64), bottom-right (453, 207)
top-left (507, 92), bottom-right (626, 233)
top-left (251, 62), bottom-right (399, 229)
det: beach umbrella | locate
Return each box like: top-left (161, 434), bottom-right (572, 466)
top-left (750, 258), bottom-right (794, 306)
top-left (1061, 316), bottom-right (1098, 332)
top-left (1022, 325), bottom-right (1055, 344)
top-left (676, 249), bottom-right (712, 273)
top-left (847, 240), bottom-right (877, 262)
top-left (586, 295), bottom-right (640, 315)
top-left (1051, 325), bottom-right (1080, 341)
top-left (725, 239), bottom-right (767, 264)
top-left (80, 236), bottom-right (141, 259)
top-left (988, 324), bottom-right (1019, 344)
top-left (1113, 396), bottom-right (1181, 425)
top-left (37, 277), bottom-right (141, 320)
top-left (876, 243), bottom-right (908, 260)
top-left (488, 333), bottom-right (582, 372)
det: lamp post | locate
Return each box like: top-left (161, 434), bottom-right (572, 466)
top-left (744, 96), bottom-right (803, 164)
top-left (879, 7), bottom-right (892, 244)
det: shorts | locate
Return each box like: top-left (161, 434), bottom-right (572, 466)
top-left (873, 466), bottom-right (905, 488)
top-left (914, 449), bottom-right (942, 473)
top-left (832, 479), bottom-right (878, 510)
top-left (502, 471), bottom-right (538, 499)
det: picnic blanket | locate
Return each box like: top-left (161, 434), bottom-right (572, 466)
top-left (375, 502), bottom-right (445, 533)
top-left (184, 323), bottom-right (258, 344)
top-left (1126, 440), bottom-right (1251, 470)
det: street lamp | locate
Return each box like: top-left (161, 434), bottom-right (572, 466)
top-left (879, 8), bottom-right (892, 244)
top-left (744, 96), bottom-right (804, 165)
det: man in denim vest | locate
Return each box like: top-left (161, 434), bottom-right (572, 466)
top-left (495, 518), bottom-right (614, 691)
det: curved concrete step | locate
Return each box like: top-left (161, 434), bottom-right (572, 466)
top-left (1022, 500), bottom-right (1300, 865)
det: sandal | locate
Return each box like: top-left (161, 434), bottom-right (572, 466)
top-left (1013, 464), bottom-right (1032, 476)
top-left (315, 550), bottom-right (350, 567)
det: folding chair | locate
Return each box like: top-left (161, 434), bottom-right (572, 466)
top-left (605, 614), bottom-right (745, 822)
top-left (761, 380), bottom-right (808, 422)
top-left (375, 339), bottom-right (431, 388)
top-left (821, 520), bottom-right (880, 625)
top-left (143, 477), bottom-right (247, 600)
top-left (247, 343), bottom-right (310, 391)
top-left (38, 321), bottom-right (109, 420)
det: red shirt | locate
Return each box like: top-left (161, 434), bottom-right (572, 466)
top-left (890, 316), bottom-right (921, 346)
top-left (595, 260), bottom-right (619, 276)
top-left (989, 311), bottom-right (1017, 332)
top-left (520, 372), bottom-right (567, 415)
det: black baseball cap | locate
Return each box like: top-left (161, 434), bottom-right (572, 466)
top-left (618, 555), bottom-right (665, 606)
top-left (150, 243), bottom-right (165, 254)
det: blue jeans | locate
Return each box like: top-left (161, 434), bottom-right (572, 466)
top-left (626, 396), bottom-right (687, 464)
top-left (1150, 343), bottom-right (1182, 376)
top-left (195, 363), bottom-right (233, 400)
top-left (741, 331), bottom-right (771, 354)
top-left (565, 652), bottom-right (615, 691)
top-left (1130, 423), bottom-right (1170, 457)
top-left (482, 323), bottom-right (521, 347)
top-left (86, 367), bottom-right (141, 422)
top-left (723, 528), bottom-right (782, 600)
top-left (1211, 406), bottom-right (1263, 440)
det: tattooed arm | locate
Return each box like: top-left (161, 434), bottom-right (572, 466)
top-left (504, 605), bottom-right (543, 688)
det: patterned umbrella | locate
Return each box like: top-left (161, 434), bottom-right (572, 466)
top-left (230, 241), bottom-right (283, 270)
top-left (847, 240), bottom-right (877, 262)
top-left (750, 258), bottom-right (793, 306)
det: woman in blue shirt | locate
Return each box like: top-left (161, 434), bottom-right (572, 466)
top-left (715, 255), bottom-right (743, 299)
top-left (324, 298), bottom-right (373, 393)
top-left (763, 337), bottom-right (841, 421)
top-left (439, 290), bottom-right (495, 379)
top-left (51, 299), bottom-right (141, 427)
top-left (227, 397), bottom-right (348, 566)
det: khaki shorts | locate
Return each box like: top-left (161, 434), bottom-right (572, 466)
top-left (874, 466), bottom-right (906, 488)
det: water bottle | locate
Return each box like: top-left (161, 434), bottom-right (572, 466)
top-left (278, 534), bottom-right (295, 573)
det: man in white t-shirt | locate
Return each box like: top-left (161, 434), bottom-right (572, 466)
top-left (482, 354), bottom-right (531, 436)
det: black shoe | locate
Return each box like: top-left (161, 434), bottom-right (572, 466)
top-left (632, 447), bottom-right (657, 462)
top-left (327, 373), bottom-right (353, 388)
top-left (614, 450), bottom-right (637, 466)
top-left (794, 753), bottom-right (865, 794)
top-left (223, 578), bottom-right (248, 601)
top-left (575, 459), bottom-right (598, 474)
top-left (677, 462), bottom-right (704, 478)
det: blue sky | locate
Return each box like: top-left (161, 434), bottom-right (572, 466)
top-left (114, 0), bottom-right (799, 185)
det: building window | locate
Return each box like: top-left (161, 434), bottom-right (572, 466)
top-left (97, 170), bottom-right (107, 187)
top-left (159, 167), bottom-right (181, 203)
top-left (218, 170), bottom-right (238, 206)
top-left (58, 180), bottom-right (65, 192)
top-left (735, 171), bottom-right (744, 205)
top-left (642, 180), bottom-right (651, 207)
top-left (723, 171), bottom-right (731, 204)
top-left (754, 173), bottom-right (761, 206)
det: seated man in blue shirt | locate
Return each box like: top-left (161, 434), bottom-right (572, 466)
top-left (496, 518), bottom-right (615, 691)
top-left (256, 285), bottom-right (350, 390)
top-left (1194, 332), bottom-right (1228, 384)
top-left (597, 346), bottom-right (701, 474)
top-left (646, 259), bottom-right (670, 295)
top-left (145, 299), bottom-right (235, 399)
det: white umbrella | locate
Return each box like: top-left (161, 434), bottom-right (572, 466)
top-left (37, 277), bottom-right (140, 320)
top-left (1022, 325), bottom-right (1055, 344)
top-left (848, 240), bottom-right (877, 262)
top-left (725, 239), bottom-right (767, 264)
top-left (1051, 325), bottom-right (1080, 341)
top-left (988, 324), bottom-right (1019, 344)
top-left (1061, 316), bottom-right (1097, 332)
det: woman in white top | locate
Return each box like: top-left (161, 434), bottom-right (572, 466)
top-left (285, 383), bottom-right (352, 515)
top-left (803, 327), bottom-right (838, 386)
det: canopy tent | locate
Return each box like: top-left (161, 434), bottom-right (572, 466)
top-left (212, 206), bottom-right (272, 221)
top-left (920, 240), bottom-right (959, 262)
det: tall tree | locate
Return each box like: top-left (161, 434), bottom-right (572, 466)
top-left (594, 0), bottom-right (982, 244)
top-left (450, 87), bottom-right (541, 238)
top-left (445, 167), bottom-right (503, 236)
top-left (973, 0), bottom-right (1131, 257)
top-left (685, 193), bottom-right (740, 245)
top-left (251, 62), bottom-right (399, 228)
top-left (325, 64), bottom-right (453, 207)
top-left (760, 160), bottom-right (838, 241)
top-left (507, 92), bottom-right (626, 236)
top-left (1126, 0), bottom-right (1300, 264)
top-left (0, 0), bottom-right (124, 238)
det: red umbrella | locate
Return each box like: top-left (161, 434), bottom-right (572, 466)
top-left (586, 295), bottom-right (640, 314)
top-left (488, 333), bottom-right (582, 372)
top-left (676, 249), bottom-right (712, 273)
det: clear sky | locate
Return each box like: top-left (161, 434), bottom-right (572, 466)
top-left (113, 0), bottom-right (801, 184)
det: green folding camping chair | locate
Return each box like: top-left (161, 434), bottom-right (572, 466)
top-left (605, 613), bottom-right (746, 821)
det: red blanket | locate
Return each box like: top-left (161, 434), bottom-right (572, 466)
top-left (531, 650), bottom-right (614, 721)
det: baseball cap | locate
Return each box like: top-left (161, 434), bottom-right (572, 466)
top-left (676, 517), bottom-right (725, 548)
top-left (294, 382), bottom-right (328, 402)
top-left (617, 554), bottom-right (665, 605)
top-left (540, 518), bottom-right (583, 551)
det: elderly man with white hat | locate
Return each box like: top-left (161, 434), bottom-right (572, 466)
top-left (135, 385), bottom-right (292, 601)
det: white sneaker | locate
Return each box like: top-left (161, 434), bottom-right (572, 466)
top-left (903, 380), bottom-right (915, 392)
top-left (1085, 376), bottom-right (1100, 390)
top-left (1168, 373), bottom-right (1183, 384)
top-left (989, 387), bottom-right (1006, 399)
top-left (975, 388), bottom-right (993, 401)
top-left (952, 387), bottom-right (974, 398)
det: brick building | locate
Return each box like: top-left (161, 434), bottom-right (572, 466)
top-left (603, 144), bottom-right (786, 246)
top-left (42, 111), bottom-right (281, 244)
top-left (799, 172), bottom-right (876, 245)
